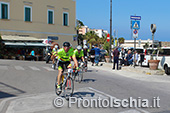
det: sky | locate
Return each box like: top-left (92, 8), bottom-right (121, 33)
top-left (76, 0), bottom-right (170, 41)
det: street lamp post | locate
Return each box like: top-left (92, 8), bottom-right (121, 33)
top-left (110, 0), bottom-right (112, 62)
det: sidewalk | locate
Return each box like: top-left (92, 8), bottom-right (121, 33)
top-left (97, 62), bottom-right (165, 75)
top-left (88, 62), bottom-right (170, 83)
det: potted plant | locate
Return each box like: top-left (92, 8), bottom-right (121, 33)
top-left (148, 48), bottom-right (161, 70)
top-left (104, 53), bottom-right (110, 63)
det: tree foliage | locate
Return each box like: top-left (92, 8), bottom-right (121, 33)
top-left (118, 37), bottom-right (125, 44)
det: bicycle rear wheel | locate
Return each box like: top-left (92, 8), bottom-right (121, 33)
top-left (63, 77), bottom-right (74, 97)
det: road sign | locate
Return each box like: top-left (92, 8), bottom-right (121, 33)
top-left (133, 29), bottom-right (138, 38)
top-left (130, 16), bottom-right (141, 20)
top-left (83, 40), bottom-right (87, 45)
top-left (107, 34), bottom-right (110, 42)
top-left (132, 21), bottom-right (140, 30)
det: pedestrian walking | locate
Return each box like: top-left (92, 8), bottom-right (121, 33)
top-left (120, 48), bottom-right (125, 66)
top-left (132, 50), bottom-right (139, 66)
top-left (125, 50), bottom-right (133, 66)
top-left (94, 44), bottom-right (100, 66)
top-left (112, 47), bottom-right (120, 70)
top-left (90, 45), bottom-right (95, 66)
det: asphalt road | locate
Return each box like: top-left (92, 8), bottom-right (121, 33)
top-left (0, 59), bottom-right (170, 113)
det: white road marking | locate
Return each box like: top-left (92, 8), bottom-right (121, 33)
top-left (0, 66), bottom-right (8, 70)
top-left (43, 67), bottom-right (55, 71)
top-left (29, 66), bottom-right (40, 71)
top-left (118, 109), bottom-right (141, 113)
top-left (14, 66), bottom-right (25, 70)
top-left (2, 87), bottom-right (150, 113)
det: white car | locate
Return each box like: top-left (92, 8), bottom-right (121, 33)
top-left (137, 48), bottom-right (157, 67)
top-left (157, 47), bottom-right (170, 75)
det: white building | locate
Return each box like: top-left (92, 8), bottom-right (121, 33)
top-left (78, 26), bottom-right (89, 35)
top-left (90, 29), bottom-right (108, 38)
top-left (121, 39), bottom-right (153, 48)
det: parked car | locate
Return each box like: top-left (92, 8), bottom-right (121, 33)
top-left (137, 48), bottom-right (158, 67)
top-left (157, 47), bottom-right (170, 75)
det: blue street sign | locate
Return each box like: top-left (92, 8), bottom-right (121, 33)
top-left (130, 16), bottom-right (141, 20)
top-left (132, 20), bottom-right (140, 30)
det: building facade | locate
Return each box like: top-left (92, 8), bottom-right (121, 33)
top-left (90, 29), bottom-right (108, 38)
top-left (0, 0), bottom-right (76, 47)
top-left (121, 39), bottom-right (153, 48)
top-left (78, 26), bottom-right (89, 35)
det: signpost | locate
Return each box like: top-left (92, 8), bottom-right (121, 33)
top-left (130, 15), bottom-right (141, 68)
top-left (130, 16), bottom-right (141, 20)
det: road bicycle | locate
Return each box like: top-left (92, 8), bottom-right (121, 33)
top-left (73, 61), bottom-right (85, 83)
top-left (55, 67), bottom-right (74, 97)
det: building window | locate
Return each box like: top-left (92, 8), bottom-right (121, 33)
top-left (48, 9), bottom-right (54, 24)
top-left (24, 6), bottom-right (32, 22)
top-left (63, 12), bottom-right (69, 26)
top-left (0, 2), bottom-right (10, 19)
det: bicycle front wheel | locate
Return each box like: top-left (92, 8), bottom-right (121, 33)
top-left (63, 77), bottom-right (74, 97)
top-left (78, 68), bottom-right (83, 83)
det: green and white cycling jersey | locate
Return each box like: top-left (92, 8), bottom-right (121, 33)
top-left (72, 49), bottom-right (84, 58)
top-left (57, 47), bottom-right (74, 62)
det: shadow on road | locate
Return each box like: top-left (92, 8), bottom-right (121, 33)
top-left (72, 91), bottom-right (95, 99)
top-left (0, 82), bottom-right (25, 99)
top-left (81, 79), bottom-right (96, 83)
top-left (0, 91), bottom-right (16, 99)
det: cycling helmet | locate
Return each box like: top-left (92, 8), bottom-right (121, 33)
top-left (83, 45), bottom-right (88, 49)
top-left (54, 45), bottom-right (58, 49)
top-left (77, 45), bottom-right (82, 50)
top-left (63, 42), bottom-right (71, 47)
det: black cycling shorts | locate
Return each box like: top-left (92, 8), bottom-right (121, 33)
top-left (57, 61), bottom-right (70, 72)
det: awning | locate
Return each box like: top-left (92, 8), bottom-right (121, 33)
top-left (4, 42), bottom-right (26, 46)
top-left (25, 42), bottom-right (46, 47)
top-left (1, 35), bottom-right (43, 41)
top-left (3, 42), bottom-right (46, 48)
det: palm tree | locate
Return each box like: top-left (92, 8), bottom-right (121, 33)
top-left (118, 37), bottom-right (125, 44)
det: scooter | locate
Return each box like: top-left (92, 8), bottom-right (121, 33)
top-left (46, 52), bottom-right (51, 63)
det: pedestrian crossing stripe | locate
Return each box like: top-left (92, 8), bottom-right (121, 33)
top-left (29, 66), bottom-right (40, 71)
top-left (14, 66), bottom-right (25, 70)
top-left (0, 65), bottom-right (55, 71)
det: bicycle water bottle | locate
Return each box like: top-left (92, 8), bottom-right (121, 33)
top-left (64, 76), bottom-right (66, 82)
top-left (62, 75), bottom-right (64, 82)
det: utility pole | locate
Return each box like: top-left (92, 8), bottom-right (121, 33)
top-left (109, 0), bottom-right (112, 62)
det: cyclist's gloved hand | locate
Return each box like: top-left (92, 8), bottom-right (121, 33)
top-left (76, 67), bottom-right (80, 71)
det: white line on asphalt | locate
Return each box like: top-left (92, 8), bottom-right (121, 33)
top-left (43, 67), bottom-right (55, 71)
top-left (14, 66), bottom-right (25, 70)
top-left (88, 87), bottom-right (149, 113)
top-left (88, 87), bottom-right (116, 99)
top-left (29, 66), bottom-right (40, 71)
top-left (118, 109), bottom-right (141, 113)
top-left (0, 66), bottom-right (8, 70)
top-left (0, 97), bottom-right (17, 113)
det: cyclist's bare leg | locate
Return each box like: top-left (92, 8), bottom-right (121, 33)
top-left (57, 69), bottom-right (63, 85)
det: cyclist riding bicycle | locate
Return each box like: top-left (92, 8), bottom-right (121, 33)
top-left (51, 45), bottom-right (59, 69)
top-left (73, 45), bottom-right (85, 64)
top-left (56, 42), bottom-right (78, 94)
top-left (83, 45), bottom-right (89, 71)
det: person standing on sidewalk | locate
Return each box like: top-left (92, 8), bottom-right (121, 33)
top-left (112, 47), bottom-right (120, 70)
top-left (94, 44), bottom-right (100, 66)
top-left (120, 48), bottom-right (125, 66)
